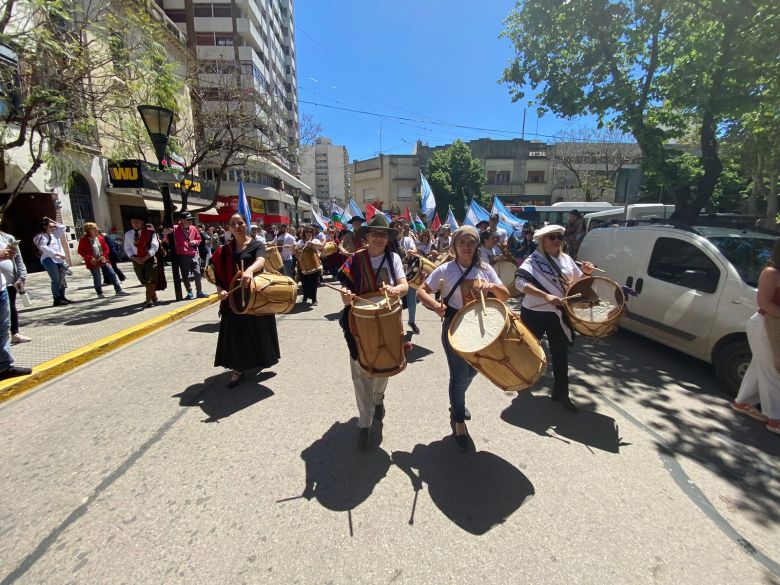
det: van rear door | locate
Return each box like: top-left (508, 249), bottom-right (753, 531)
top-left (627, 234), bottom-right (726, 359)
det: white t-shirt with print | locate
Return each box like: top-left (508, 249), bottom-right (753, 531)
top-left (367, 251), bottom-right (405, 288)
top-left (424, 261), bottom-right (501, 310)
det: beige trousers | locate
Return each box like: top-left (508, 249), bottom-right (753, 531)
top-left (350, 359), bottom-right (388, 428)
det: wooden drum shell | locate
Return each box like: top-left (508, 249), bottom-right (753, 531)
top-left (448, 298), bottom-right (546, 392)
top-left (265, 246), bottom-right (284, 273)
top-left (297, 246), bottom-right (322, 275)
top-left (349, 295), bottom-right (406, 378)
top-left (228, 272), bottom-right (297, 316)
top-left (564, 276), bottom-right (626, 338)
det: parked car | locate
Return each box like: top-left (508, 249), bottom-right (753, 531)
top-left (577, 223), bottom-right (777, 395)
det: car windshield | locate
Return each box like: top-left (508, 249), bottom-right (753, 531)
top-left (705, 235), bottom-right (775, 287)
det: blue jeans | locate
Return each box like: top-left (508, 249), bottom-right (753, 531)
top-left (406, 287), bottom-right (417, 323)
top-left (442, 321), bottom-right (477, 423)
top-left (0, 288), bottom-right (13, 371)
top-left (41, 257), bottom-right (65, 300)
top-left (283, 259), bottom-right (293, 277)
top-left (90, 265), bottom-right (121, 294)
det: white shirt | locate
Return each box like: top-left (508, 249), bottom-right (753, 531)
top-left (424, 261), bottom-right (501, 310)
top-left (368, 251), bottom-right (405, 287)
top-left (399, 236), bottom-right (416, 253)
top-left (34, 224), bottom-right (67, 263)
top-left (492, 227), bottom-right (508, 244)
top-left (478, 246), bottom-right (501, 265)
top-left (316, 232), bottom-right (326, 242)
top-left (516, 252), bottom-right (582, 313)
top-left (275, 232), bottom-right (297, 261)
top-left (123, 228), bottom-right (160, 258)
top-left (417, 242), bottom-right (433, 256)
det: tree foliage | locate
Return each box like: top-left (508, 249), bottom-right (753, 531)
top-left (425, 140), bottom-right (485, 221)
top-left (502, 0), bottom-right (780, 223)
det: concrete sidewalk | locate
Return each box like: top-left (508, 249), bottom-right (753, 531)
top-left (3, 260), bottom-right (217, 392)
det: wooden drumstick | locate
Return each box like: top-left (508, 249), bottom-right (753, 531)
top-left (576, 261), bottom-right (605, 273)
top-left (439, 278), bottom-right (445, 322)
top-left (320, 281), bottom-right (375, 305)
top-left (476, 277), bottom-right (487, 316)
top-left (527, 292), bottom-right (582, 309)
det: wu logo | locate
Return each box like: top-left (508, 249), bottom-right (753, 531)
top-left (110, 167), bottom-right (138, 181)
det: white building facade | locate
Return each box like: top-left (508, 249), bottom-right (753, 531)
top-left (300, 137), bottom-right (350, 213)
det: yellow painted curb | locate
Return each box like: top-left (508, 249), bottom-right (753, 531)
top-left (0, 295), bottom-right (219, 404)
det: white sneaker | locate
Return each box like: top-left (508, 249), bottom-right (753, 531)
top-left (97, 293), bottom-right (106, 299)
top-left (11, 333), bottom-right (31, 344)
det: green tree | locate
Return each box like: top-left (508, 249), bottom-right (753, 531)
top-left (425, 140), bottom-right (485, 221)
top-left (502, 0), bottom-right (780, 223)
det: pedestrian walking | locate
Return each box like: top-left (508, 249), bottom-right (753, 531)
top-left (171, 212), bottom-right (207, 300)
top-left (514, 224), bottom-right (595, 413)
top-left (33, 217), bottom-right (72, 306)
top-left (0, 225), bottom-right (30, 344)
top-left (100, 231), bottom-right (126, 283)
top-left (732, 238), bottom-right (780, 435)
top-left (77, 223), bottom-right (129, 298)
top-left (212, 213), bottom-right (280, 388)
top-left (337, 214), bottom-right (408, 450)
top-left (0, 241), bottom-right (32, 380)
top-left (416, 226), bottom-right (510, 451)
top-left (124, 212), bottom-right (160, 308)
top-left (275, 224), bottom-right (296, 277)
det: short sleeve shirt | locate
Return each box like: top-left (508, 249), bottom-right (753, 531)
top-left (370, 252), bottom-right (405, 287)
top-left (424, 261), bottom-right (501, 310)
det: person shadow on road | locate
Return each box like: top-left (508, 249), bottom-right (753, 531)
top-left (392, 439), bottom-right (534, 535)
top-left (299, 419), bottom-right (391, 513)
top-left (501, 391), bottom-right (626, 454)
top-left (173, 372), bottom-right (275, 423)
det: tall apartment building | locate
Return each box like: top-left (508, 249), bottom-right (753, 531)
top-left (300, 137), bottom-right (350, 212)
top-left (160, 0), bottom-right (312, 226)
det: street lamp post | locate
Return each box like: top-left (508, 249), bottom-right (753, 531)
top-left (137, 105), bottom-right (182, 300)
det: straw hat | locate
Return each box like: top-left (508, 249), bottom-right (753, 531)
top-left (532, 224), bottom-right (565, 243)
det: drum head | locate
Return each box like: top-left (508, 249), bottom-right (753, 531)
top-left (493, 261), bottom-right (517, 289)
top-left (449, 298), bottom-right (507, 353)
top-left (353, 295), bottom-right (390, 311)
top-left (566, 277), bottom-right (625, 323)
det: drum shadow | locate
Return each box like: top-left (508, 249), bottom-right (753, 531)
top-left (289, 302), bottom-right (315, 315)
top-left (173, 372), bottom-right (276, 423)
top-left (188, 322), bottom-right (220, 333)
top-left (392, 440), bottom-right (534, 535)
top-left (298, 419), bottom-right (391, 512)
top-left (405, 341), bottom-right (434, 364)
top-left (322, 311), bottom-right (342, 322)
top-left (501, 392), bottom-right (625, 454)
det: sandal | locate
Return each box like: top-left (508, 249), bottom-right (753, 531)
top-left (731, 401), bottom-right (769, 423)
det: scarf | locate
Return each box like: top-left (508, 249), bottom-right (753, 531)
top-left (136, 227), bottom-right (156, 258)
top-left (517, 249), bottom-right (574, 342)
top-left (338, 247), bottom-right (396, 295)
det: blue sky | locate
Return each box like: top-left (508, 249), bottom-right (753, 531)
top-left (295, 0), bottom-right (597, 162)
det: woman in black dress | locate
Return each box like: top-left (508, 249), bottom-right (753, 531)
top-left (212, 213), bottom-right (280, 387)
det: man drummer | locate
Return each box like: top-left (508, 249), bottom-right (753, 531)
top-left (514, 224), bottom-right (594, 412)
top-left (338, 214), bottom-right (408, 450)
top-left (339, 216), bottom-right (365, 255)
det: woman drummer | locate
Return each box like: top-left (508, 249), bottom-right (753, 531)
top-left (212, 213), bottom-right (281, 388)
top-left (514, 224), bottom-right (594, 412)
top-left (296, 224), bottom-right (323, 306)
top-left (416, 229), bottom-right (435, 259)
top-left (417, 226), bottom-right (510, 451)
top-left (338, 214), bottom-right (408, 450)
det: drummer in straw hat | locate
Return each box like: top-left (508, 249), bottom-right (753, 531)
top-left (338, 214), bottom-right (409, 450)
top-left (416, 225), bottom-right (510, 452)
top-left (514, 224), bottom-right (594, 412)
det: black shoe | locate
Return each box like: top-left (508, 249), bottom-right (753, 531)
top-left (553, 395), bottom-right (578, 413)
top-left (374, 403), bottom-right (385, 421)
top-left (0, 366), bottom-right (32, 379)
top-left (61, 297), bottom-right (74, 304)
top-left (226, 371), bottom-right (244, 388)
top-left (409, 322), bottom-right (420, 334)
top-left (358, 427), bottom-right (371, 451)
top-left (449, 406), bottom-right (472, 421)
top-left (53, 299), bottom-right (66, 307)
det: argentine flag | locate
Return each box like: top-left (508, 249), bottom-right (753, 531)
top-left (491, 196), bottom-right (526, 231)
top-left (463, 199), bottom-right (490, 227)
top-left (445, 207), bottom-right (459, 230)
top-left (311, 207), bottom-right (330, 231)
top-left (420, 173), bottom-right (437, 220)
top-left (237, 181), bottom-right (252, 226)
top-left (346, 198), bottom-right (364, 221)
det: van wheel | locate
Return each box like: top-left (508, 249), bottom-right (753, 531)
top-left (714, 340), bottom-right (751, 397)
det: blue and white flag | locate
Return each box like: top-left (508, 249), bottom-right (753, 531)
top-left (384, 211), bottom-right (393, 223)
top-left (491, 196), bottom-right (526, 231)
top-left (311, 207), bottom-right (330, 231)
top-left (420, 173), bottom-right (437, 220)
top-left (445, 207), bottom-right (459, 230)
top-left (346, 198), bottom-right (364, 221)
top-left (237, 181), bottom-right (252, 226)
top-left (463, 199), bottom-right (490, 227)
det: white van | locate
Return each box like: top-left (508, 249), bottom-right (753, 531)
top-left (584, 204), bottom-right (676, 230)
top-left (577, 224), bottom-right (777, 394)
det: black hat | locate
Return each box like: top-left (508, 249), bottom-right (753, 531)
top-left (475, 219), bottom-right (489, 230)
top-left (179, 211), bottom-right (194, 221)
top-left (349, 215), bottom-right (365, 224)
top-left (129, 209), bottom-right (148, 221)
top-left (358, 213), bottom-right (398, 241)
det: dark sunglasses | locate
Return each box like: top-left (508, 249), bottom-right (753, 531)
top-left (545, 234), bottom-right (564, 241)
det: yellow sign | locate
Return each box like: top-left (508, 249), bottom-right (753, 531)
top-left (250, 198), bottom-right (265, 214)
top-left (109, 167), bottom-right (138, 181)
top-left (175, 178), bottom-right (202, 193)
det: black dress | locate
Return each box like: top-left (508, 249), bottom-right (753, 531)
top-left (214, 242), bottom-right (281, 372)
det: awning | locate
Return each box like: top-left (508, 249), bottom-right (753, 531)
top-left (197, 207), bottom-right (220, 216)
top-left (144, 199), bottom-right (165, 211)
top-left (254, 158), bottom-right (312, 195)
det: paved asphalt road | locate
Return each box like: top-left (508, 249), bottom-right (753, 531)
top-left (0, 278), bottom-right (778, 584)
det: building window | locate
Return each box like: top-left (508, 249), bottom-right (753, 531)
top-left (527, 171), bottom-right (545, 183)
top-left (212, 4), bottom-right (232, 17)
top-left (193, 5), bottom-right (211, 17)
top-left (195, 33), bottom-right (215, 46)
top-left (166, 9), bottom-right (186, 22)
top-left (496, 171), bottom-right (510, 184)
top-left (215, 34), bottom-right (234, 46)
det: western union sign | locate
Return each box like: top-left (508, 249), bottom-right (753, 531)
top-left (109, 166), bottom-right (139, 182)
